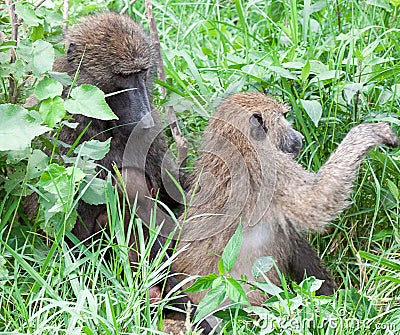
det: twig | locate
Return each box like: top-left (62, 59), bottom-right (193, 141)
top-left (5, 0), bottom-right (18, 103)
top-left (120, 0), bottom-right (138, 15)
top-left (144, 0), bottom-right (188, 167)
top-left (34, 0), bottom-right (47, 9)
top-left (63, 0), bottom-right (69, 35)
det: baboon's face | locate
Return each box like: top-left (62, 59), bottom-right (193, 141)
top-left (105, 69), bottom-right (154, 136)
top-left (65, 13), bottom-right (156, 137)
top-left (248, 109), bottom-right (303, 158)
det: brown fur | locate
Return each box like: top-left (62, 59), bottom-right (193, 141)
top-left (174, 92), bottom-right (398, 303)
top-left (52, 12), bottom-right (179, 239)
top-left (25, 12), bottom-right (210, 334)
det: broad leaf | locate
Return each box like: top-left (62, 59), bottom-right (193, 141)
top-left (0, 104), bottom-right (49, 151)
top-left (226, 278), bottom-right (249, 305)
top-left (343, 83), bottom-right (364, 104)
top-left (74, 138), bottom-right (111, 161)
top-left (39, 97), bottom-right (66, 128)
top-left (269, 66), bottom-right (298, 80)
top-left (300, 99), bottom-right (322, 127)
top-left (185, 273), bottom-right (219, 293)
top-left (35, 77), bottom-right (63, 100)
top-left (26, 150), bottom-right (49, 179)
top-left (80, 177), bottom-right (108, 205)
top-left (221, 223), bottom-right (242, 273)
top-left (31, 40), bottom-right (55, 76)
top-left (251, 256), bottom-right (275, 280)
top-left (15, 3), bottom-right (43, 26)
top-left (193, 283), bottom-right (226, 323)
top-left (65, 85), bottom-right (117, 120)
top-left (49, 72), bottom-right (73, 86)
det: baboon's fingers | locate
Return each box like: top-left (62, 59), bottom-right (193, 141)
top-left (351, 122), bottom-right (399, 148)
top-left (375, 122), bottom-right (399, 148)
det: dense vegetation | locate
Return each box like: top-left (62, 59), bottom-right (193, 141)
top-left (1, 0), bottom-right (399, 333)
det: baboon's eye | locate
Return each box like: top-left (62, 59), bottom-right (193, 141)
top-left (249, 113), bottom-right (267, 141)
top-left (249, 113), bottom-right (266, 130)
top-left (67, 42), bottom-right (77, 62)
top-left (134, 69), bottom-right (148, 75)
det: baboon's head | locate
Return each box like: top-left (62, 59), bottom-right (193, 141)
top-left (65, 12), bottom-right (156, 136)
top-left (215, 92), bottom-right (303, 157)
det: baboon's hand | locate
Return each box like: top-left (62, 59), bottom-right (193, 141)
top-left (350, 122), bottom-right (399, 148)
top-left (375, 122), bottom-right (399, 148)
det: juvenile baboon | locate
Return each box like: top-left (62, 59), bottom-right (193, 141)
top-left (27, 12), bottom-right (209, 333)
top-left (173, 92), bottom-right (398, 304)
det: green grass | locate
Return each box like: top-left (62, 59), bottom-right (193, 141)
top-left (1, 0), bottom-right (400, 333)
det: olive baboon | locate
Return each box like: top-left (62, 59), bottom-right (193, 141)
top-left (54, 12), bottom-right (179, 240)
top-left (29, 12), bottom-right (210, 334)
top-left (173, 92), bottom-right (398, 304)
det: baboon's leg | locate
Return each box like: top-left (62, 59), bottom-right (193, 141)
top-left (290, 235), bottom-right (337, 296)
top-left (125, 221), bottom-right (212, 334)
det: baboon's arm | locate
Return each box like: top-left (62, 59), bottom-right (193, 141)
top-left (282, 123), bottom-right (398, 232)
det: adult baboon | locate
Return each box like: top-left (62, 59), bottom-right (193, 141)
top-left (29, 12), bottom-right (210, 334)
top-left (174, 92), bottom-right (398, 303)
top-left (55, 12), bottom-right (180, 240)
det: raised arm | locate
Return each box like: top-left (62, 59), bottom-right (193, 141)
top-left (280, 122), bottom-right (398, 232)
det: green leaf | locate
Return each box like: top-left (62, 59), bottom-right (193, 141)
top-left (300, 99), bottom-right (322, 127)
top-left (295, 276), bottom-right (323, 294)
top-left (35, 77), bottom-right (64, 100)
top-left (252, 281), bottom-right (283, 296)
top-left (185, 273), bottom-right (219, 292)
top-left (3, 164), bottom-right (27, 195)
top-left (38, 164), bottom-right (84, 195)
top-left (36, 7), bottom-right (64, 25)
top-left (221, 223), bottom-right (242, 273)
top-left (74, 138), bottom-right (111, 161)
top-left (38, 164), bottom-right (69, 194)
top-left (390, 0), bottom-right (400, 7)
top-left (343, 83), bottom-right (364, 105)
top-left (310, 70), bottom-right (343, 83)
top-left (0, 255), bottom-right (10, 285)
top-left (65, 85), bottom-right (117, 120)
top-left (39, 97), bottom-right (66, 128)
top-left (387, 180), bottom-right (399, 200)
top-left (193, 283), bottom-right (226, 323)
top-left (26, 149), bottom-right (49, 179)
top-left (15, 3), bottom-right (43, 27)
top-left (269, 66), bottom-right (298, 80)
top-left (217, 258), bottom-right (226, 275)
top-left (226, 278), bottom-right (250, 305)
top-left (0, 104), bottom-right (49, 151)
top-left (0, 41), bottom-right (17, 52)
top-left (301, 60), bottom-right (310, 82)
top-left (251, 256), bottom-right (275, 280)
top-left (80, 177), bottom-right (108, 205)
top-left (49, 72), bottom-right (73, 86)
top-left (359, 250), bottom-right (400, 271)
top-left (37, 164), bottom-right (84, 233)
top-left (30, 25), bottom-right (44, 41)
top-left (30, 40), bottom-right (55, 76)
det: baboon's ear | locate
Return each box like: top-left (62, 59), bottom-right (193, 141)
top-left (67, 42), bottom-right (76, 62)
top-left (249, 113), bottom-right (267, 141)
